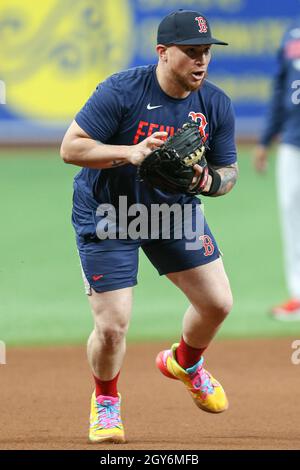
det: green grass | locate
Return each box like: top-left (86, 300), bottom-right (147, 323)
top-left (0, 147), bottom-right (299, 346)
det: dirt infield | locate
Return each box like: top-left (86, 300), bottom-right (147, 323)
top-left (0, 338), bottom-right (299, 450)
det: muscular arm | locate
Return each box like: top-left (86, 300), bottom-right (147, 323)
top-left (60, 120), bottom-right (167, 169)
top-left (207, 162), bottom-right (239, 197)
top-left (60, 120), bottom-right (130, 169)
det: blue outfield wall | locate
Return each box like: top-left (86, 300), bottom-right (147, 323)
top-left (0, 0), bottom-right (299, 142)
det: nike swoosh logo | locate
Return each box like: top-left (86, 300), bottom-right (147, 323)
top-left (147, 103), bottom-right (163, 110)
top-left (92, 275), bottom-right (104, 281)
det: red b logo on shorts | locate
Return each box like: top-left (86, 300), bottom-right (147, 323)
top-left (195, 17), bottom-right (208, 33)
top-left (199, 235), bottom-right (215, 256)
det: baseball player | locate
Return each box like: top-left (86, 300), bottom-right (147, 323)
top-left (60, 9), bottom-right (238, 443)
top-left (254, 19), bottom-right (300, 320)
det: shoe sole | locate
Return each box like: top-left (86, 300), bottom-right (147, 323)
top-left (190, 393), bottom-right (229, 413)
top-left (89, 434), bottom-right (126, 444)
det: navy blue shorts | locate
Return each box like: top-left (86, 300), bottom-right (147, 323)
top-left (76, 204), bottom-right (221, 294)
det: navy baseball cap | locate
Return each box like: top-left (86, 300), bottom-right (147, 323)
top-left (157, 10), bottom-right (228, 46)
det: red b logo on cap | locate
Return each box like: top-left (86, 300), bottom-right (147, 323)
top-left (195, 16), bottom-right (208, 33)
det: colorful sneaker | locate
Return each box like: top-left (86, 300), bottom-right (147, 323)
top-left (271, 299), bottom-right (300, 320)
top-left (89, 392), bottom-right (125, 443)
top-left (156, 343), bottom-right (228, 413)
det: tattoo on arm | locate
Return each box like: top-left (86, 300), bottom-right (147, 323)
top-left (95, 141), bottom-right (126, 168)
top-left (210, 162), bottom-right (239, 196)
top-left (111, 160), bottom-right (125, 168)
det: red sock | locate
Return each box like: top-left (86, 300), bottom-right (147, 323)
top-left (93, 372), bottom-right (120, 398)
top-left (175, 336), bottom-right (206, 370)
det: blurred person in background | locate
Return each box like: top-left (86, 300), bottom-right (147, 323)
top-left (254, 20), bottom-right (300, 320)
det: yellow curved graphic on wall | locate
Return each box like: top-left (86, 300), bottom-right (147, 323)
top-left (0, 0), bottom-right (133, 120)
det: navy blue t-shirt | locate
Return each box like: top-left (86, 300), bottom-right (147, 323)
top-left (73, 65), bottom-right (236, 237)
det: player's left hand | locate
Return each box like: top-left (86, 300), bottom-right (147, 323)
top-left (137, 122), bottom-right (209, 195)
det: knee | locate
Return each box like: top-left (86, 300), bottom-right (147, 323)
top-left (94, 316), bottom-right (129, 349)
top-left (211, 293), bottom-right (233, 322)
top-left (213, 299), bottom-right (233, 322)
top-left (99, 325), bottom-right (128, 348)
top-left (200, 292), bottom-right (233, 323)
top-left (88, 289), bottom-right (132, 349)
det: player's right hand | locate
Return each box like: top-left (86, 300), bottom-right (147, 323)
top-left (253, 145), bottom-right (269, 173)
top-left (127, 132), bottom-right (168, 166)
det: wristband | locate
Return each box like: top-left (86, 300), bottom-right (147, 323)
top-left (202, 167), bottom-right (222, 196)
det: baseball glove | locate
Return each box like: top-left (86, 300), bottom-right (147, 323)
top-left (137, 122), bottom-right (209, 195)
